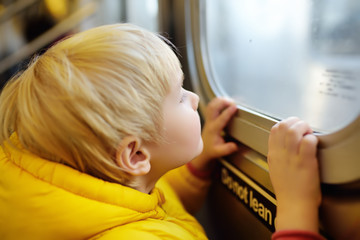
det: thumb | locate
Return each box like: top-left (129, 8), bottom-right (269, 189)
top-left (216, 142), bottom-right (238, 157)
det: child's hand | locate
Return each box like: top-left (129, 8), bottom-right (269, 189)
top-left (201, 97), bottom-right (238, 160)
top-left (268, 117), bottom-right (321, 232)
top-left (190, 97), bottom-right (238, 172)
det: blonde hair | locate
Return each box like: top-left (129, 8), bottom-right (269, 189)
top-left (0, 23), bottom-right (181, 186)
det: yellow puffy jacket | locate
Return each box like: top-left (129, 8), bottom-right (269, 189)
top-left (0, 138), bottom-right (210, 240)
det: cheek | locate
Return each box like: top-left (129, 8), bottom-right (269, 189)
top-left (178, 111), bottom-right (201, 146)
top-left (188, 113), bottom-right (202, 149)
top-left (165, 110), bottom-right (203, 157)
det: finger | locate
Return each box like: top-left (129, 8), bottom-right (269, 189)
top-left (215, 142), bottom-right (238, 157)
top-left (285, 120), bottom-right (313, 155)
top-left (299, 134), bottom-right (318, 163)
top-left (206, 97), bottom-right (235, 121)
top-left (212, 104), bottom-right (237, 131)
top-left (268, 124), bottom-right (279, 152)
top-left (269, 117), bottom-right (300, 150)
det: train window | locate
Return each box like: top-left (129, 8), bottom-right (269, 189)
top-left (183, 1), bottom-right (360, 238)
top-left (204, 0), bottom-right (360, 134)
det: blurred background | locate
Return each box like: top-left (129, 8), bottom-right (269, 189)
top-left (0, 0), bottom-right (161, 90)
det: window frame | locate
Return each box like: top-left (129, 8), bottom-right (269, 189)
top-left (184, 0), bottom-right (360, 184)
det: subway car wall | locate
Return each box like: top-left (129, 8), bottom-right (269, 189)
top-left (1, 0), bottom-right (359, 240)
top-left (160, 0), bottom-right (360, 239)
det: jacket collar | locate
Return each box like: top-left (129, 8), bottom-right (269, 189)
top-left (2, 136), bottom-right (166, 214)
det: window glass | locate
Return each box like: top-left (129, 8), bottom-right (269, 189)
top-left (205, 0), bottom-right (360, 133)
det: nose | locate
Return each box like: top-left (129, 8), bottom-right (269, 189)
top-left (188, 91), bottom-right (199, 110)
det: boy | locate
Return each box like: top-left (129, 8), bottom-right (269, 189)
top-left (0, 24), bottom-right (323, 239)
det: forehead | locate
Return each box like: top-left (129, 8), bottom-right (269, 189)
top-left (164, 69), bottom-right (184, 101)
top-left (173, 69), bottom-right (184, 90)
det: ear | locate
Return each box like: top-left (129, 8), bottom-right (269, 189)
top-left (115, 136), bottom-right (151, 176)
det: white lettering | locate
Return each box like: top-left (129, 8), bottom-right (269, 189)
top-left (221, 168), bottom-right (248, 204)
top-left (250, 190), bottom-right (273, 226)
top-left (221, 168), bottom-right (273, 227)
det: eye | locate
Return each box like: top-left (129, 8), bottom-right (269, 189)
top-left (180, 92), bottom-right (187, 103)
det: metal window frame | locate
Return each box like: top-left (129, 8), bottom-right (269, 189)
top-left (184, 0), bottom-right (360, 184)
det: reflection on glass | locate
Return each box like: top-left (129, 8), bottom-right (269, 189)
top-left (205, 0), bottom-right (360, 133)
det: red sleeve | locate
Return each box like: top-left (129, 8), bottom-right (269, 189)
top-left (272, 230), bottom-right (326, 240)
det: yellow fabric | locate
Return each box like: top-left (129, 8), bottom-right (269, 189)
top-left (162, 164), bottom-right (212, 214)
top-left (0, 138), bottom-right (209, 240)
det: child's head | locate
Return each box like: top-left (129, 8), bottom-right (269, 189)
top-left (0, 23), bottom-right (191, 186)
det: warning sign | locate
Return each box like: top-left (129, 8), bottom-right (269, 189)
top-left (219, 159), bottom-right (277, 232)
